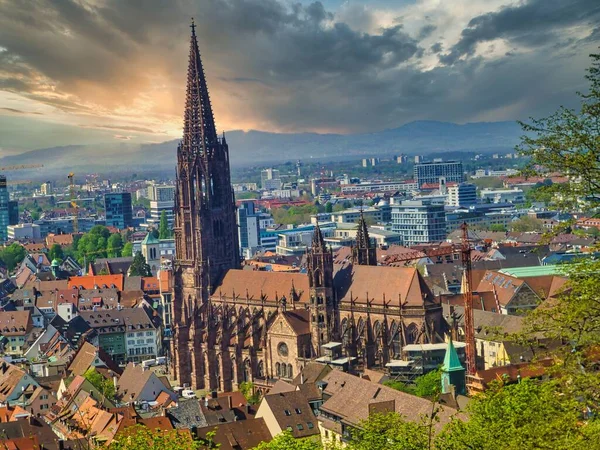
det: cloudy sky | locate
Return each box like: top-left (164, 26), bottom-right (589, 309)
top-left (0, 0), bottom-right (598, 154)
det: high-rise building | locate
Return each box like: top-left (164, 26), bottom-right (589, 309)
top-left (415, 160), bottom-right (463, 187)
top-left (447, 183), bottom-right (477, 207)
top-left (148, 185), bottom-right (176, 228)
top-left (104, 192), bottom-right (133, 229)
top-left (391, 198), bottom-right (447, 245)
top-left (261, 168), bottom-right (282, 190)
top-left (8, 200), bottom-right (18, 225)
top-left (40, 181), bottom-right (53, 195)
top-left (171, 22), bottom-right (241, 389)
top-left (237, 201), bottom-right (260, 258)
top-left (0, 176), bottom-right (8, 243)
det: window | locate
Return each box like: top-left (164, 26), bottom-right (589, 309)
top-left (146, 339), bottom-right (153, 344)
top-left (40, 394), bottom-right (48, 400)
top-left (307, 422), bottom-right (314, 429)
top-left (146, 331), bottom-right (153, 336)
top-left (284, 410), bottom-right (291, 416)
top-left (40, 404), bottom-right (48, 410)
top-left (277, 342), bottom-right (288, 357)
top-left (137, 332), bottom-right (144, 336)
top-left (127, 340), bottom-right (135, 346)
top-left (297, 424), bottom-right (304, 431)
top-left (295, 408), bottom-right (301, 414)
top-left (127, 333), bottom-right (134, 338)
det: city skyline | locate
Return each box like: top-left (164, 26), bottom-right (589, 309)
top-left (1, 0), bottom-right (599, 155)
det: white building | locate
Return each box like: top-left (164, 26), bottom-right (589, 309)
top-left (480, 188), bottom-right (525, 204)
top-left (7, 223), bottom-right (41, 240)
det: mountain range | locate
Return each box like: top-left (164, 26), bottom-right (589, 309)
top-left (0, 120), bottom-right (524, 178)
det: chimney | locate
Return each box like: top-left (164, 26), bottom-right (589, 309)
top-left (300, 373), bottom-right (305, 385)
top-left (211, 390), bottom-right (217, 399)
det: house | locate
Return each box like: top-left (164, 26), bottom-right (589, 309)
top-left (196, 418), bottom-right (273, 450)
top-left (255, 390), bottom-right (319, 440)
top-left (475, 271), bottom-right (543, 315)
top-left (67, 341), bottom-right (121, 378)
top-left (45, 233), bottom-right (74, 248)
top-left (0, 310), bottom-right (33, 356)
top-left (79, 307), bottom-right (160, 364)
top-left (316, 370), bottom-right (461, 446)
top-left (468, 359), bottom-right (553, 393)
top-left (0, 414), bottom-right (73, 450)
top-left (116, 363), bottom-right (176, 404)
top-left (67, 274), bottom-right (124, 291)
top-left (11, 385), bottom-right (57, 417)
top-left (0, 361), bottom-right (40, 406)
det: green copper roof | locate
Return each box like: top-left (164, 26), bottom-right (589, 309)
top-left (141, 233), bottom-right (160, 245)
top-left (498, 265), bottom-right (563, 278)
top-left (442, 339), bottom-right (464, 373)
top-left (51, 259), bottom-right (60, 267)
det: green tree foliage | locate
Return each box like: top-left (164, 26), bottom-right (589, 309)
top-left (122, 242), bottom-right (133, 257)
top-left (84, 367), bottom-right (116, 401)
top-left (72, 226), bottom-right (123, 264)
top-left (252, 431), bottom-right (322, 450)
top-left (272, 204), bottom-right (321, 225)
top-left (518, 51), bottom-right (600, 209)
top-left (159, 210), bottom-right (170, 239)
top-left (490, 224), bottom-right (507, 232)
top-left (348, 412), bottom-right (429, 450)
top-left (48, 243), bottom-right (65, 262)
top-left (509, 216), bottom-right (544, 232)
top-left (106, 424), bottom-right (203, 450)
top-left (325, 202), bottom-right (333, 213)
top-left (107, 233), bottom-right (124, 258)
top-left (0, 243), bottom-right (26, 271)
top-left (238, 382), bottom-right (261, 405)
top-left (383, 369), bottom-right (441, 399)
top-left (437, 379), bottom-right (600, 450)
top-left (129, 251), bottom-right (152, 277)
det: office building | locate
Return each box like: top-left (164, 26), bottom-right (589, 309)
top-left (40, 181), bottom-right (53, 195)
top-left (104, 192), bottom-right (133, 229)
top-left (147, 184), bottom-right (175, 228)
top-left (447, 183), bottom-right (478, 207)
top-left (391, 199), bottom-right (447, 245)
top-left (237, 200), bottom-right (261, 258)
top-left (480, 188), bottom-right (525, 204)
top-left (261, 168), bottom-right (282, 190)
top-left (7, 223), bottom-right (41, 240)
top-left (0, 176), bottom-right (8, 243)
top-left (8, 201), bottom-right (18, 225)
top-left (414, 160), bottom-right (464, 187)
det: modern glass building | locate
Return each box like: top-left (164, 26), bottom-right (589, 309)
top-left (414, 161), bottom-right (464, 187)
top-left (104, 192), bottom-right (133, 229)
top-left (391, 198), bottom-right (447, 245)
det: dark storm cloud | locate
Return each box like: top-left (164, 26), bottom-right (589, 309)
top-left (441, 0), bottom-right (600, 65)
top-left (0, 0), bottom-right (598, 136)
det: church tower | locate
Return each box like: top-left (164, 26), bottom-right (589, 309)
top-left (171, 21), bottom-right (241, 389)
top-left (352, 211), bottom-right (377, 266)
top-left (307, 224), bottom-right (335, 356)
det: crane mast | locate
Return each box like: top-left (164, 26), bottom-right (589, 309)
top-left (461, 222), bottom-right (476, 376)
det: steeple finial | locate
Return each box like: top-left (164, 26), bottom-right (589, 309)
top-left (190, 18), bottom-right (196, 35)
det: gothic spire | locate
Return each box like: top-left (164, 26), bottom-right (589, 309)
top-left (356, 210), bottom-right (370, 249)
top-left (312, 222), bottom-right (326, 252)
top-left (183, 18), bottom-right (218, 152)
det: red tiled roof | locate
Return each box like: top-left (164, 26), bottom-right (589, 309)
top-left (68, 274), bottom-right (124, 291)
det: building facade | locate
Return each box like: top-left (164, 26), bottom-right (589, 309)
top-left (414, 161), bottom-right (464, 187)
top-left (237, 200), bottom-right (261, 258)
top-left (104, 193), bottom-right (133, 229)
top-left (391, 199), bottom-right (447, 245)
top-left (446, 183), bottom-right (477, 207)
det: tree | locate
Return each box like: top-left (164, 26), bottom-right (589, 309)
top-left (159, 210), bottom-right (170, 239)
top-left (129, 251), bottom-right (151, 277)
top-left (383, 369), bottom-right (441, 399)
top-left (437, 379), bottom-right (600, 450)
top-left (122, 242), bottom-right (133, 257)
top-left (107, 233), bottom-right (124, 258)
top-left (0, 243), bottom-right (26, 271)
top-left (325, 202), bottom-right (333, 213)
top-left (348, 412), bottom-right (429, 450)
top-left (238, 381), bottom-right (260, 405)
top-left (48, 244), bottom-right (64, 262)
top-left (252, 431), bottom-right (322, 450)
top-left (107, 424), bottom-right (203, 450)
top-left (490, 224), bottom-right (507, 232)
top-left (84, 367), bottom-right (116, 401)
top-left (509, 216), bottom-right (544, 232)
top-left (518, 51), bottom-right (600, 209)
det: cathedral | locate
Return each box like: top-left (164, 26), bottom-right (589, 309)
top-left (171, 23), bottom-right (445, 392)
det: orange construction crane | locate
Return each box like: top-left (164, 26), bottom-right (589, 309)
top-left (68, 172), bottom-right (79, 234)
top-left (0, 164), bottom-right (44, 171)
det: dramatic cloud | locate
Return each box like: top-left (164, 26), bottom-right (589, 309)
top-left (0, 0), bottom-right (598, 151)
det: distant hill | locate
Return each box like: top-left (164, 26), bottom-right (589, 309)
top-left (0, 120), bottom-right (523, 178)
